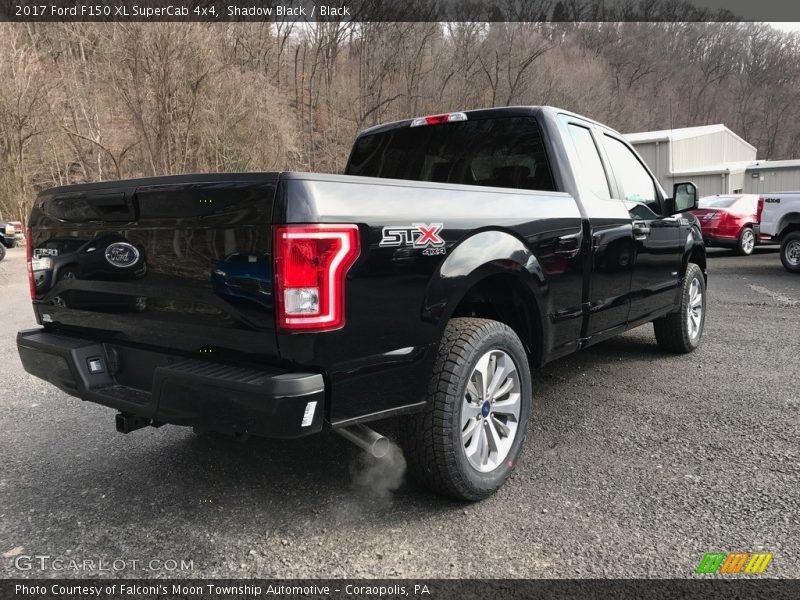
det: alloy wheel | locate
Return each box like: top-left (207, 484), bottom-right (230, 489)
top-left (742, 229), bottom-right (755, 254)
top-left (686, 278), bottom-right (703, 339)
top-left (461, 349), bottom-right (522, 472)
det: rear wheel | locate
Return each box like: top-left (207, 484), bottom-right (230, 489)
top-left (736, 227), bottom-right (755, 256)
top-left (399, 317), bottom-right (532, 501)
top-left (653, 263), bottom-right (706, 353)
top-left (0, 244), bottom-right (5, 261)
top-left (780, 231), bottom-right (800, 273)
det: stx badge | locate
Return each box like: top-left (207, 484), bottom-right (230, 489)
top-left (380, 223), bottom-right (446, 256)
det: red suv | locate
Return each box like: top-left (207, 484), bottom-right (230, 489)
top-left (691, 194), bottom-right (762, 255)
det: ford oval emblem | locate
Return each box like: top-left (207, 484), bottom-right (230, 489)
top-left (104, 242), bottom-right (140, 268)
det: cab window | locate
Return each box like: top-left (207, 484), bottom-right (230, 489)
top-left (602, 135), bottom-right (660, 215)
top-left (566, 124), bottom-right (611, 201)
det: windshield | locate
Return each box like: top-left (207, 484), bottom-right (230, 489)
top-left (699, 196), bottom-right (737, 208)
top-left (346, 117), bottom-right (555, 192)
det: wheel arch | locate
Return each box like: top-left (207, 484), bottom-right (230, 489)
top-left (778, 213), bottom-right (800, 238)
top-left (682, 228), bottom-right (707, 282)
top-left (423, 230), bottom-right (547, 367)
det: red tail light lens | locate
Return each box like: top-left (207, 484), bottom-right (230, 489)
top-left (26, 227), bottom-right (36, 299)
top-left (274, 225), bottom-right (360, 331)
top-left (757, 197), bottom-right (764, 223)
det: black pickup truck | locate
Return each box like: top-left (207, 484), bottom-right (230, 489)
top-left (18, 107), bottom-right (706, 500)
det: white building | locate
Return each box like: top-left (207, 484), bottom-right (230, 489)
top-left (623, 124), bottom-right (758, 196)
top-left (744, 159), bottom-right (800, 194)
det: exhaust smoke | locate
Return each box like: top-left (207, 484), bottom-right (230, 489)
top-left (350, 439), bottom-right (407, 500)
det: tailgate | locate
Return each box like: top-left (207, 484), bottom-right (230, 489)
top-left (29, 174), bottom-right (280, 362)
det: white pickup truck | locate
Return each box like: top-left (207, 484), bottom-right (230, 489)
top-left (759, 192), bottom-right (800, 272)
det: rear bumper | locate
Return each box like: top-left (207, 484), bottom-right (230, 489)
top-left (702, 232), bottom-right (737, 247)
top-left (17, 328), bottom-right (325, 438)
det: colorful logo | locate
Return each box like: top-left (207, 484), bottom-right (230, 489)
top-left (380, 223), bottom-right (445, 248)
top-left (380, 223), bottom-right (446, 256)
top-left (696, 552), bottom-right (773, 575)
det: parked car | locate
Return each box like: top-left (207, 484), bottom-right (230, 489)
top-left (0, 221), bottom-right (17, 261)
top-left (758, 191), bottom-right (800, 272)
top-left (30, 236), bottom-right (91, 293)
top-left (691, 194), bottom-right (762, 255)
top-left (30, 233), bottom-right (147, 310)
top-left (9, 221), bottom-right (24, 244)
top-left (211, 252), bottom-right (272, 310)
top-left (17, 106), bottom-right (707, 500)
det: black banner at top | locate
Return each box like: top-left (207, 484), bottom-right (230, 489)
top-left (1, 0), bottom-right (800, 22)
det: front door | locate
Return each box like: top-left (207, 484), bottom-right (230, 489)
top-left (600, 134), bottom-right (683, 323)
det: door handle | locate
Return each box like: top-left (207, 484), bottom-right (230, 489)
top-left (554, 232), bottom-right (581, 258)
top-left (632, 221), bottom-right (651, 240)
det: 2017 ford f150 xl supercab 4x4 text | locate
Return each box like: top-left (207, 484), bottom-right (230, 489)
top-left (17, 107), bottom-right (707, 500)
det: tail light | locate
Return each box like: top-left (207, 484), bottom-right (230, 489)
top-left (274, 224), bottom-right (360, 332)
top-left (25, 227), bottom-right (35, 299)
top-left (757, 197), bottom-right (764, 223)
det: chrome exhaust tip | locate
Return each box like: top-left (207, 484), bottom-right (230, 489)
top-left (336, 424), bottom-right (390, 458)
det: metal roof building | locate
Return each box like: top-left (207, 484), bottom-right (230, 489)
top-left (744, 160), bottom-right (800, 194)
top-left (623, 124), bottom-right (758, 196)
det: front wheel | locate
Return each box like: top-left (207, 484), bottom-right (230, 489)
top-left (780, 231), bottom-right (800, 273)
top-left (399, 317), bottom-right (532, 501)
top-left (0, 244), bottom-right (5, 262)
top-left (653, 263), bottom-right (706, 353)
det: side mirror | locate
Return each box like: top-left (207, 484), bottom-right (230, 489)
top-left (671, 181), bottom-right (698, 214)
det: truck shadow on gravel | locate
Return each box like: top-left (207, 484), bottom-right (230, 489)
top-left (110, 331), bottom-right (671, 516)
top-left (20, 331), bottom-right (679, 539)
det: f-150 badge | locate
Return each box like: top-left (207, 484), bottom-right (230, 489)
top-left (380, 223), bottom-right (446, 255)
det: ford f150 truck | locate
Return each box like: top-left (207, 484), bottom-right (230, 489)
top-left (757, 192), bottom-right (800, 272)
top-left (17, 107), bottom-right (707, 500)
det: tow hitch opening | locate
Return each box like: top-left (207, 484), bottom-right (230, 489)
top-left (115, 413), bottom-right (151, 434)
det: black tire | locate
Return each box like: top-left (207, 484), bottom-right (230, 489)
top-left (653, 263), bottom-right (706, 353)
top-left (0, 244), bottom-right (5, 262)
top-left (735, 226), bottom-right (755, 256)
top-left (780, 231), bottom-right (800, 273)
top-left (399, 317), bottom-right (532, 501)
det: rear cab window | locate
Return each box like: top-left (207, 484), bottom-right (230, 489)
top-left (566, 124), bottom-right (611, 201)
top-left (345, 116), bottom-right (556, 192)
top-left (699, 196), bottom-right (738, 209)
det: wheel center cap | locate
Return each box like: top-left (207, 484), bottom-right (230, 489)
top-left (481, 400), bottom-right (491, 418)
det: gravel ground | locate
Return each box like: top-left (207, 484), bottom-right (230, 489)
top-left (0, 245), bottom-right (797, 579)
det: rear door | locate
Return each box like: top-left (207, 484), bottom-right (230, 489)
top-left (560, 118), bottom-right (634, 341)
top-left (29, 174), bottom-right (280, 362)
top-left (599, 133), bottom-right (683, 323)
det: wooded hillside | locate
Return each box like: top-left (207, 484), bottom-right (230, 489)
top-left (2, 21), bottom-right (799, 221)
